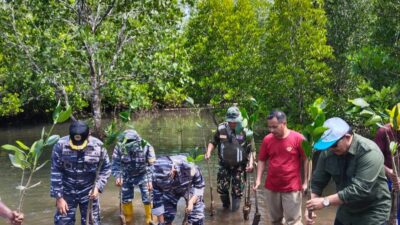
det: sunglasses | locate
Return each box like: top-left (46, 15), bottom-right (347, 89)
top-left (331, 136), bottom-right (344, 148)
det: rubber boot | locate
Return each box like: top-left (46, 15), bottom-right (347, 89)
top-left (231, 197), bottom-right (241, 212)
top-left (122, 202), bottom-right (134, 225)
top-left (144, 203), bottom-right (153, 225)
top-left (220, 194), bottom-right (230, 209)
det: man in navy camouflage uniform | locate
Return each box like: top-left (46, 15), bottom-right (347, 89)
top-left (111, 129), bottom-right (156, 225)
top-left (205, 106), bottom-right (254, 211)
top-left (50, 120), bottom-right (111, 225)
top-left (152, 155), bottom-right (205, 225)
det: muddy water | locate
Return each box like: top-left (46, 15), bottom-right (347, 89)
top-left (0, 110), bottom-right (337, 225)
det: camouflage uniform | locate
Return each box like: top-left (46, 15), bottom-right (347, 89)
top-left (212, 122), bottom-right (250, 204)
top-left (111, 129), bottom-right (156, 204)
top-left (152, 156), bottom-right (205, 225)
top-left (50, 136), bottom-right (111, 225)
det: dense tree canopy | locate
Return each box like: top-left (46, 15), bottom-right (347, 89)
top-left (185, 0), bottom-right (264, 105)
top-left (0, 0), bottom-right (193, 135)
top-left (0, 0), bottom-right (398, 127)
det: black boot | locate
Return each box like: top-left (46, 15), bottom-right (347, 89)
top-left (231, 197), bottom-right (241, 212)
top-left (220, 195), bottom-right (230, 209)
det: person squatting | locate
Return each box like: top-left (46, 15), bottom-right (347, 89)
top-left (152, 155), bottom-right (205, 225)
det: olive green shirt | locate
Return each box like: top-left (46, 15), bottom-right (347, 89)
top-left (312, 134), bottom-right (391, 225)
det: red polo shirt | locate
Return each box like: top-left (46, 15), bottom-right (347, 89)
top-left (258, 130), bottom-right (306, 192)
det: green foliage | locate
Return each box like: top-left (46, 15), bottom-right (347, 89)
top-left (324, 0), bottom-right (375, 55)
top-left (0, 89), bottom-right (23, 116)
top-left (239, 97), bottom-right (266, 141)
top-left (348, 95), bottom-right (400, 157)
top-left (185, 0), bottom-right (264, 105)
top-left (53, 101), bottom-right (72, 124)
top-left (323, 0), bottom-right (375, 104)
top-left (0, 0), bottom-right (398, 133)
top-left (103, 110), bottom-right (134, 149)
top-left (0, 0), bottom-right (192, 120)
top-left (301, 98), bottom-right (328, 159)
top-left (0, 104), bottom-right (71, 212)
top-left (187, 147), bottom-right (205, 164)
top-left (343, 0), bottom-right (400, 94)
top-left (262, 0), bottom-right (334, 122)
top-left (348, 46), bottom-right (400, 89)
top-left (346, 81), bottom-right (399, 135)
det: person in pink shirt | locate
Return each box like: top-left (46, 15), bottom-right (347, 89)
top-left (253, 110), bottom-right (308, 225)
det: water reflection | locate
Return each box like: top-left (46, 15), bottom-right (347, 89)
top-left (0, 110), bottom-right (336, 225)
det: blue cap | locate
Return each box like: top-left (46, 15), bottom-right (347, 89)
top-left (314, 117), bottom-right (350, 151)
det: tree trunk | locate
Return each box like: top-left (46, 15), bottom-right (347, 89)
top-left (92, 85), bottom-right (103, 139)
top-left (87, 43), bottom-right (103, 139)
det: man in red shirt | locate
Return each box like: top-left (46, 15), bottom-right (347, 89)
top-left (254, 110), bottom-right (308, 225)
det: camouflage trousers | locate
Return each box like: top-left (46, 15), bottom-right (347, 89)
top-left (121, 173), bottom-right (151, 204)
top-left (163, 194), bottom-right (204, 225)
top-left (54, 189), bottom-right (100, 225)
top-left (217, 166), bottom-right (245, 198)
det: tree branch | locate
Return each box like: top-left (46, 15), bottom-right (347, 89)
top-left (93, 0), bottom-right (116, 32)
top-left (9, 3), bottom-right (42, 74)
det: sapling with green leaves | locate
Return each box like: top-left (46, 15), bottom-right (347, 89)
top-left (239, 98), bottom-right (265, 221)
top-left (184, 97), bottom-right (212, 215)
top-left (1, 101), bottom-right (71, 213)
top-left (104, 110), bottom-right (134, 150)
top-left (301, 98), bottom-right (328, 217)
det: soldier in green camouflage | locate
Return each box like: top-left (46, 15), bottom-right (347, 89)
top-left (205, 106), bottom-right (254, 211)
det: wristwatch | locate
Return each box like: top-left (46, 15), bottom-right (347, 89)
top-left (322, 197), bottom-right (330, 207)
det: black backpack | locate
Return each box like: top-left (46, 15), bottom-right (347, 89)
top-left (218, 123), bottom-right (248, 168)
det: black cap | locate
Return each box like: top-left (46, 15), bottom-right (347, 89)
top-left (69, 120), bottom-right (89, 149)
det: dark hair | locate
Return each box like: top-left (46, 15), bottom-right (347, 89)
top-left (267, 110), bottom-right (286, 123)
top-left (347, 127), bottom-right (353, 135)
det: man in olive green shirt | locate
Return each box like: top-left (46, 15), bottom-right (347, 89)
top-left (305, 117), bottom-right (390, 225)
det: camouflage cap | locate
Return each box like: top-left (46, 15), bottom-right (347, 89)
top-left (225, 106), bottom-right (243, 123)
top-left (123, 129), bottom-right (140, 140)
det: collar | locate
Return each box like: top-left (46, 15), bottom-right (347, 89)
top-left (347, 134), bottom-right (357, 155)
top-left (69, 139), bottom-right (88, 151)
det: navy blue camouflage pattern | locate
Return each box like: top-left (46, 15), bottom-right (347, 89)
top-left (111, 129), bottom-right (156, 203)
top-left (152, 155), bottom-right (205, 225)
top-left (50, 136), bottom-right (111, 225)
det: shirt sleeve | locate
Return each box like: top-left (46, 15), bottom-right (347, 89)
top-left (192, 166), bottom-right (205, 197)
top-left (374, 127), bottom-right (392, 169)
top-left (337, 149), bottom-right (385, 203)
top-left (151, 181), bottom-right (165, 216)
top-left (258, 136), bottom-right (269, 162)
top-left (311, 152), bottom-right (332, 196)
top-left (210, 129), bottom-right (220, 146)
top-left (111, 145), bottom-right (122, 178)
top-left (146, 144), bottom-right (156, 165)
top-left (50, 142), bottom-right (64, 198)
top-left (96, 147), bottom-right (111, 193)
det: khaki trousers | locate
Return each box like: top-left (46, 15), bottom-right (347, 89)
top-left (265, 189), bottom-right (303, 225)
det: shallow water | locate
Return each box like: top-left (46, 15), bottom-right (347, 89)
top-left (0, 110), bottom-right (336, 225)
